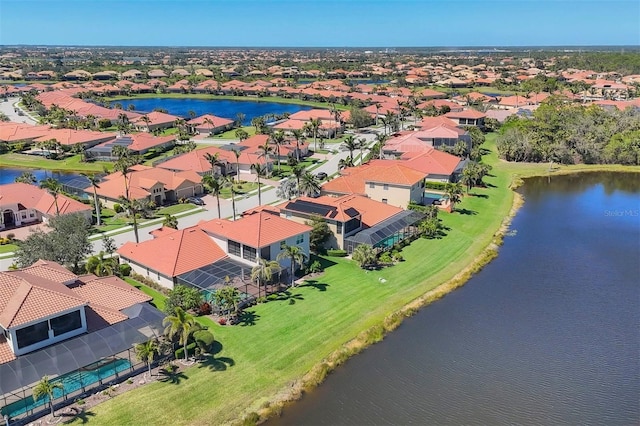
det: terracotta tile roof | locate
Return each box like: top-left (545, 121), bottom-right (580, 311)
top-left (32, 129), bottom-right (116, 146)
top-left (374, 147), bottom-right (461, 176)
top-left (417, 116), bottom-right (458, 129)
top-left (199, 211), bottom-right (311, 248)
top-left (133, 111), bottom-right (179, 126)
top-left (322, 163), bottom-right (425, 195)
top-left (0, 335), bottom-right (16, 364)
top-left (0, 182), bottom-right (92, 216)
top-left (118, 226), bottom-right (228, 277)
top-left (159, 144), bottom-right (264, 174)
top-left (0, 122), bottom-right (51, 142)
top-left (20, 259), bottom-right (78, 283)
top-left (0, 271), bottom-right (86, 329)
top-left (187, 114), bottom-right (234, 129)
top-left (70, 275), bottom-right (151, 311)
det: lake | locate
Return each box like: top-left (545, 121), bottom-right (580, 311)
top-left (111, 98), bottom-right (313, 125)
top-left (274, 172), bottom-right (640, 425)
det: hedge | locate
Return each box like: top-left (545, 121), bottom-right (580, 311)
top-left (424, 181), bottom-right (449, 190)
top-left (175, 342), bottom-right (197, 359)
top-left (193, 330), bottom-right (215, 353)
top-left (326, 249), bottom-right (347, 257)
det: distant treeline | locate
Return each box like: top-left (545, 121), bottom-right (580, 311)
top-left (554, 52), bottom-right (640, 75)
top-left (496, 97), bottom-right (640, 165)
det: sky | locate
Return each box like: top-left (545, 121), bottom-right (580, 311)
top-left (0, 0), bottom-right (638, 47)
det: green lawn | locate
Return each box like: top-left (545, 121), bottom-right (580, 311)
top-left (156, 204), bottom-right (200, 215)
top-left (124, 278), bottom-right (167, 312)
top-left (0, 244), bottom-right (18, 254)
top-left (219, 182), bottom-right (260, 199)
top-left (68, 136), bottom-right (640, 425)
top-left (0, 153), bottom-right (112, 172)
top-left (211, 126), bottom-right (257, 139)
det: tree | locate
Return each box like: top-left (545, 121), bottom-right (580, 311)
top-left (299, 171), bottom-right (321, 197)
top-left (305, 215), bottom-right (331, 253)
top-left (40, 177), bottom-right (63, 216)
top-left (202, 174), bottom-right (223, 218)
top-left (102, 234), bottom-right (117, 256)
top-left (308, 117), bottom-right (321, 152)
top-left (251, 258), bottom-right (281, 297)
top-left (135, 339), bottom-right (159, 377)
top-left (163, 307), bottom-right (198, 361)
top-left (460, 166), bottom-right (475, 194)
top-left (250, 163), bottom-right (267, 205)
top-left (232, 148), bottom-right (242, 182)
top-left (15, 171), bottom-right (37, 184)
top-left (15, 213), bottom-right (92, 273)
top-left (117, 196), bottom-right (141, 244)
top-left (352, 244), bottom-right (377, 269)
top-left (33, 376), bottom-right (64, 419)
top-left (235, 128), bottom-right (249, 142)
top-left (348, 106), bottom-right (374, 128)
top-left (81, 172), bottom-right (102, 226)
top-left (291, 164), bottom-right (305, 197)
top-left (343, 135), bottom-right (359, 162)
top-left (213, 286), bottom-right (241, 319)
top-left (225, 175), bottom-right (238, 220)
top-left (203, 152), bottom-right (221, 176)
top-left (277, 245), bottom-right (308, 287)
top-left (276, 176), bottom-right (298, 200)
top-left (85, 251), bottom-right (117, 276)
top-left (140, 115), bottom-right (151, 132)
top-left (374, 133), bottom-right (388, 160)
top-left (270, 130), bottom-right (286, 173)
top-left (445, 182), bottom-right (464, 211)
top-left (235, 112), bottom-right (246, 128)
top-left (165, 285), bottom-right (203, 315)
top-left (162, 214), bottom-right (178, 229)
top-left (258, 141), bottom-right (273, 177)
top-left (338, 156), bottom-right (354, 170)
top-left (291, 129), bottom-right (305, 161)
top-left (419, 217), bottom-right (441, 239)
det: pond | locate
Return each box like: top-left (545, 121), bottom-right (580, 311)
top-left (274, 172), bottom-right (640, 426)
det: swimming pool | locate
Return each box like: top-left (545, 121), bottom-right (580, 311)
top-left (1, 358), bottom-right (131, 419)
top-left (424, 191), bottom-right (448, 200)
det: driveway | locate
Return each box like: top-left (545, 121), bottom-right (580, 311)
top-left (0, 96), bottom-right (38, 125)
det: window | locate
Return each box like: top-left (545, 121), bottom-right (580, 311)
top-left (50, 310), bottom-right (82, 337)
top-left (21, 212), bottom-right (27, 219)
top-left (382, 198), bottom-right (388, 204)
top-left (30, 212), bottom-right (35, 218)
top-left (337, 222), bottom-right (343, 235)
top-left (383, 184), bottom-right (389, 191)
top-left (228, 240), bottom-right (241, 256)
top-left (296, 234), bottom-right (304, 244)
top-left (243, 245), bottom-right (257, 262)
top-left (285, 211), bottom-right (292, 218)
top-left (369, 182), bottom-right (375, 189)
top-left (15, 320), bottom-right (49, 349)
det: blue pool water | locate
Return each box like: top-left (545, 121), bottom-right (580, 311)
top-left (1, 358), bottom-right (131, 419)
top-left (424, 191), bottom-right (447, 200)
top-left (110, 98), bottom-right (313, 125)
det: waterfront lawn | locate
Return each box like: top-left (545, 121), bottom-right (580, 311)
top-left (211, 126), bottom-right (257, 139)
top-left (71, 139), bottom-right (518, 425)
top-left (0, 153), bottom-right (112, 172)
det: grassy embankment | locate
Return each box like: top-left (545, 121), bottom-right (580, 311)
top-left (68, 135), bottom-right (640, 425)
top-left (0, 153), bottom-right (112, 173)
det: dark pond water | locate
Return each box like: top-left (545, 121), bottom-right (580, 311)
top-left (274, 172), bottom-right (640, 426)
top-left (110, 98), bottom-right (312, 125)
top-left (0, 168), bottom-right (84, 186)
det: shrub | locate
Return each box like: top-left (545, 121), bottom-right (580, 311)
top-left (130, 273), bottom-right (170, 295)
top-left (175, 342), bottom-right (197, 359)
top-left (218, 317), bottom-right (227, 325)
top-left (193, 330), bottom-right (215, 353)
top-left (424, 181), bottom-right (449, 191)
top-left (119, 263), bottom-right (132, 277)
top-left (242, 412), bottom-right (260, 426)
top-left (97, 118), bottom-right (111, 129)
top-left (308, 260), bottom-right (323, 273)
top-left (113, 203), bottom-right (123, 213)
top-left (6, 233), bottom-right (15, 241)
top-left (326, 249), bottom-right (347, 257)
top-left (198, 301), bottom-right (212, 315)
top-left (378, 252), bottom-right (393, 264)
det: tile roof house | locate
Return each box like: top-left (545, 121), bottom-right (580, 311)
top-left (132, 111), bottom-right (179, 132)
top-left (32, 129), bottom-right (117, 149)
top-left (118, 226), bottom-right (228, 289)
top-left (187, 114), bottom-right (235, 135)
top-left (199, 210), bottom-right (312, 269)
top-left (90, 164), bottom-right (203, 207)
top-left (87, 133), bottom-right (176, 159)
top-left (0, 183), bottom-right (92, 231)
top-left (0, 260), bottom-right (151, 359)
top-left (444, 109), bottom-right (486, 127)
top-left (321, 162), bottom-right (426, 208)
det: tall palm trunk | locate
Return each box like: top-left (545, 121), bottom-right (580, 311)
top-left (257, 175), bottom-right (262, 205)
top-left (93, 189), bottom-right (101, 226)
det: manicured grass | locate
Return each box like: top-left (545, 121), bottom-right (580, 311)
top-left (0, 244), bottom-right (18, 254)
top-left (124, 278), bottom-right (167, 312)
top-left (156, 203), bottom-right (200, 215)
top-left (211, 126), bottom-right (257, 139)
top-left (219, 182), bottom-right (259, 199)
top-left (70, 136), bottom-right (640, 425)
top-left (0, 153), bottom-right (113, 172)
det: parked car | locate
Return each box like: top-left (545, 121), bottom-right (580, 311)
top-left (187, 197), bottom-right (205, 206)
top-left (316, 172), bottom-right (328, 180)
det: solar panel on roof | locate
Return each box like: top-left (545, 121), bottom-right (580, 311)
top-left (287, 199), bottom-right (336, 217)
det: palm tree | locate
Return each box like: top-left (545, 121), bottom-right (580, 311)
top-left (15, 171), bottom-right (37, 184)
top-left (40, 177), bottom-right (62, 216)
top-left (291, 129), bottom-right (305, 162)
top-left (277, 245), bottom-right (307, 287)
top-left (250, 163), bottom-right (267, 206)
top-left (135, 339), bottom-right (159, 377)
top-left (357, 137), bottom-right (367, 164)
top-left (81, 172), bottom-right (102, 226)
top-left (202, 174), bottom-right (223, 218)
top-left (203, 117), bottom-right (215, 135)
top-left (445, 182), bottom-right (464, 211)
top-left (270, 130), bottom-right (286, 173)
top-left (140, 115), bottom-right (151, 132)
top-left (162, 214), bottom-right (178, 229)
top-left (374, 102), bottom-right (381, 126)
top-left (235, 112), bottom-right (246, 128)
top-left (112, 144), bottom-right (131, 161)
top-left (291, 164), bottom-right (305, 197)
top-left (308, 117), bottom-right (321, 152)
top-left (338, 156), bottom-right (354, 170)
top-left (258, 142), bottom-right (273, 177)
top-left (251, 258), bottom-right (281, 298)
top-left (85, 251), bottom-right (117, 276)
top-left (213, 286), bottom-right (241, 319)
top-left (342, 135), bottom-right (358, 162)
top-left (203, 152), bottom-right (221, 176)
top-left (163, 307), bottom-right (198, 362)
top-left (225, 175), bottom-right (238, 220)
top-left (460, 166), bottom-right (475, 194)
top-left (118, 195), bottom-right (141, 243)
top-left (374, 133), bottom-right (388, 160)
top-left (352, 244), bottom-right (377, 269)
top-left (235, 128), bottom-right (249, 141)
top-left (299, 171), bottom-right (321, 197)
top-left (232, 148), bottom-right (242, 183)
top-left (33, 376), bottom-right (64, 418)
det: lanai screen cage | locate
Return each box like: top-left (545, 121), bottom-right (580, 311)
top-left (344, 210), bottom-right (424, 254)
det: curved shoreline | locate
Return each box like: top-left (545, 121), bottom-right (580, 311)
top-left (240, 167), bottom-right (640, 425)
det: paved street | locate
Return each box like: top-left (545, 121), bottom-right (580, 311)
top-left (0, 129), bottom-right (380, 271)
top-left (0, 96), bottom-right (38, 125)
